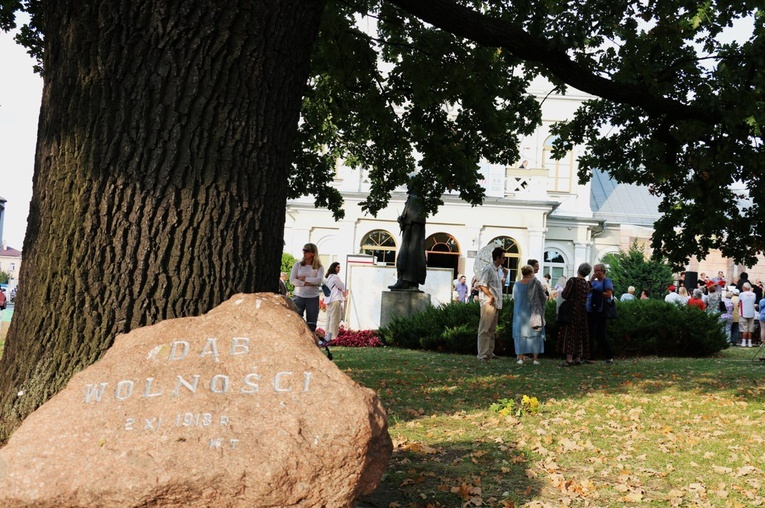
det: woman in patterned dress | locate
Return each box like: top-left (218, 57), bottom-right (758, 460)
top-left (557, 263), bottom-right (592, 366)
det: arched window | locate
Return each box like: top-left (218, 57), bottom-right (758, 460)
top-left (425, 233), bottom-right (461, 278)
top-left (488, 236), bottom-right (522, 294)
top-left (543, 135), bottom-right (573, 193)
top-left (360, 230), bottom-right (396, 266)
top-left (544, 248), bottom-right (567, 279)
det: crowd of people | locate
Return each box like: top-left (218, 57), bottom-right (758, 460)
top-left (663, 271), bottom-right (765, 347)
top-left (283, 243), bottom-right (763, 360)
top-left (474, 256), bottom-right (617, 366)
top-left (474, 261), bottom-right (765, 366)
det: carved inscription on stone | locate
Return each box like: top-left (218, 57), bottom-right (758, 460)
top-left (82, 337), bottom-right (314, 450)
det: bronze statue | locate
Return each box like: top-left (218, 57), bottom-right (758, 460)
top-left (389, 185), bottom-right (427, 291)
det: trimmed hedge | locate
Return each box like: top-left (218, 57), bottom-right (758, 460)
top-left (378, 299), bottom-right (513, 355)
top-left (604, 299), bottom-right (727, 356)
top-left (379, 299), bottom-right (727, 357)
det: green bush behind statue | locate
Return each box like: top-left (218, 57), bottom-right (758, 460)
top-left (379, 299), bottom-right (727, 357)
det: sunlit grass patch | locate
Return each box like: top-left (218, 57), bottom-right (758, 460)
top-left (335, 347), bottom-right (765, 507)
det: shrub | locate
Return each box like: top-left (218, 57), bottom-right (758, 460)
top-left (380, 300), bottom-right (515, 355)
top-left (606, 299), bottom-right (727, 356)
top-left (381, 298), bottom-right (727, 358)
top-left (546, 299), bottom-right (727, 357)
top-left (280, 252), bottom-right (297, 293)
top-left (441, 324), bottom-right (476, 354)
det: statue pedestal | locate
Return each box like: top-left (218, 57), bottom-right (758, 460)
top-left (380, 291), bottom-right (432, 328)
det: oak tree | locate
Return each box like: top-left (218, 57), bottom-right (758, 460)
top-left (0, 0), bottom-right (761, 439)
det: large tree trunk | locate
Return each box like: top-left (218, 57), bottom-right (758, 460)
top-left (0, 0), bottom-right (326, 440)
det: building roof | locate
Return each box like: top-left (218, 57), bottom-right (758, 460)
top-left (589, 169), bottom-right (662, 227)
top-left (1, 246), bottom-right (22, 257)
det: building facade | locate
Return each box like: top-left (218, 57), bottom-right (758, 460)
top-left (284, 84), bottom-right (661, 289)
top-left (0, 244), bottom-right (21, 292)
top-left (284, 83), bottom-right (762, 306)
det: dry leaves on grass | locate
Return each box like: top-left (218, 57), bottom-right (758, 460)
top-left (510, 391), bottom-right (765, 506)
top-left (450, 481), bottom-right (482, 505)
top-left (342, 350), bottom-right (765, 507)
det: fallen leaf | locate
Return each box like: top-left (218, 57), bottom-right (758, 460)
top-left (401, 442), bottom-right (440, 454)
top-left (667, 489), bottom-right (685, 499)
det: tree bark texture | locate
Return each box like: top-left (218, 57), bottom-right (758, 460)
top-left (0, 0), bottom-right (327, 440)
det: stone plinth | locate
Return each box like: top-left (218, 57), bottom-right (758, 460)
top-left (380, 291), bottom-right (432, 328)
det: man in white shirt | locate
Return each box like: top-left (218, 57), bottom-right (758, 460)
top-left (664, 285), bottom-right (682, 304)
top-left (477, 247), bottom-right (505, 361)
top-left (738, 283), bottom-right (758, 347)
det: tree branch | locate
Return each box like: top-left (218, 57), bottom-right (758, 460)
top-left (385, 0), bottom-right (718, 124)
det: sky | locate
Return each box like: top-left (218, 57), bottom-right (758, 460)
top-left (0, 26), bottom-right (41, 250)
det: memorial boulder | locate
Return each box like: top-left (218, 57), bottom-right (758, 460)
top-left (0, 293), bottom-right (392, 507)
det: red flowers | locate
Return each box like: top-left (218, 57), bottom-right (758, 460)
top-left (314, 326), bottom-right (383, 347)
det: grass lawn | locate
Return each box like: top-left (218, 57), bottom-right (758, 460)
top-left (333, 346), bottom-right (765, 507)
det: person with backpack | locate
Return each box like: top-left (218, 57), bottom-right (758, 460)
top-left (324, 262), bottom-right (348, 344)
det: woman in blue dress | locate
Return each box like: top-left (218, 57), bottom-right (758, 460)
top-left (513, 264), bottom-right (546, 365)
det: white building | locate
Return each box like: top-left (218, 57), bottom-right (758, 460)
top-left (0, 243), bottom-right (21, 292)
top-left (282, 84), bottom-right (668, 328)
top-left (283, 82), bottom-right (761, 328)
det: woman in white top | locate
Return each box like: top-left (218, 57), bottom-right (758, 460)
top-left (290, 243), bottom-right (324, 333)
top-left (324, 262), bottom-right (348, 343)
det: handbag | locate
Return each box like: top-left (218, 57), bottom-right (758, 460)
top-left (604, 298), bottom-right (618, 319)
top-left (556, 299), bottom-right (572, 324)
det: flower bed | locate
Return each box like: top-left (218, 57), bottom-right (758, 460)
top-left (315, 326), bottom-right (383, 347)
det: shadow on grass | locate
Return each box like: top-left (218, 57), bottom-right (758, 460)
top-left (340, 345), bottom-right (765, 506)
top-left (357, 435), bottom-right (544, 507)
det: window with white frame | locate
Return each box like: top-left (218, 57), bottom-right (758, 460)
top-left (543, 135), bottom-right (573, 193)
top-left (360, 230), bottom-right (397, 266)
top-left (543, 248), bottom-right (567, 279)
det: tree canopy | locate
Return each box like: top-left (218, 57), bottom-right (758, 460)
top-left (293, 0), bottom-right (764, 268)
top-left (3, 0), bottom-right (763, 268)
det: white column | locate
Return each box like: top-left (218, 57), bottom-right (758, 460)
top-left (528, 227), bottom-right (545, 269)
top-left (574, 242), bottom-right (589, 271)
top-left (338, 220), bottom-right (357, 263)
